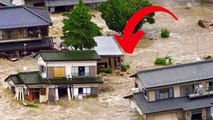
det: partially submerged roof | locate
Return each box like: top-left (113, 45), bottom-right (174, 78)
top-left (133, 92), bottom-right (213, 114)
top-left (131, 60), bottom-right (213, 88)
top-left (0, 6), bottom-right (52, 29)
top-left (94, 36), bottom-right (123, 56)
top-left (45, 0), bottom-right (107, 7)
top-left (37, 50), bottom-right (101, 61)
top-left (5, 71), bottom-right (43, 85)
top-left (0, 38), bottom-right (53, 52)
top-left (5, 71), bottom-right (103, 85)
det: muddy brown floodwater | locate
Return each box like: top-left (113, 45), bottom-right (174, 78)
top-left (0, 1), bottom-right (213, 120)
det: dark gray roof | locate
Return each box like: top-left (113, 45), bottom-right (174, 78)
top-left (132, 60), bottom-right (213, 88)
top-left (45, 0), bottom-right (107, 7)
top-left (37, 50), bottom-right (101, 61)
top-left (0, 6), bottom-right (52, 29)
top-left (0, 0), bottom-right (12, 6)
top-left (133, 92), bottom-right (213, 114)
top-left (94, 36), bottom-right (123, 56)
top-left (0, 38), bottom-right (53, 52)
top-left (5, 71), bottom-right (103, 85)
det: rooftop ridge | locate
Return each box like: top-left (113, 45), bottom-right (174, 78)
top-left (137, 59), bottom-right (213, 74)
top-left (0, 5), bottom-right (22, 9)
top-left (23, 6), bottom-right (52, 24)
top-left (18, 71), bottom-right (39, 74)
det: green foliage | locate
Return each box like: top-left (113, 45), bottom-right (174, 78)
top-left (26, 103), bottom-right (39, 108)
top-left (154, 56), bottom-right (172, 65)
top-left (63, 0), bottom-right (101, 50)
top-left (98, 0), bottom-right (155, 33)
top-left (121, 63), bottom-right (130, 72)
top-left (161, 28), bottom-right (170, 38)
top-left (98, 67), bottom-right (113, 74)
top-left (203, 55), bottom-right (212, 60)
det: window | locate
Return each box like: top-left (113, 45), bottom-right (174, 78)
top-left (39, 65), bottom-right (46, 73)
top-left (0, 30), bottom-right (2, 39)
top-left (142, 89), bottom-right (147, 97)
top-left (180, 86), bottom-right (187, 96)
top-left (206, 81), bottom-right (213, 91)
top-left (135, 83), bottom-right (138, 88)
top-left (83, 88), bottom-right (91, 96)
top-left (155, 88), bottom-right (173, 100)
top-left (78, 66), bottom-right (85, 76)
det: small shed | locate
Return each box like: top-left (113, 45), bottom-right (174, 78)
top-left (94, 36), bottom-right (123, 69)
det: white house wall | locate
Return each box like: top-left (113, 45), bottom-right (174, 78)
top-left (38, 57), bottom-right (47, 78)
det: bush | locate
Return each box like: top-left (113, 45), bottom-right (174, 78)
top-left (154, 56), bottom-right (172, 65)
top-left (161, 28), bottom-right (170, 38)
top-left (98, 67), bottom-right (112, 74)
top-left (203, 55), bottom-right (212, 60)
top-left (121, 63), bottom-right (130, 72)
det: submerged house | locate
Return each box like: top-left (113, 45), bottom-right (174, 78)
top-left (94, 36), bottom-right (123, 69)
top-left (4, 0), bottom-right (107, 12)
top-left (0, 6), bottom-right (53, 57)
top-left (126, 60), bottom-right (213, 120)
top-left (5, 50), bottom-right (103, 102)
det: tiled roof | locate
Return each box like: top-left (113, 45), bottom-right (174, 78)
top-left (94, 36), bottom-right (123, 56)
top-left (133, 92), bottom-right (213, 114)
top-left (0, 0), bottom-right (12, 6)
top-left (37, 50), bottom-right (101, 61)
top-left (5, 74), bottom-right (24, 84)
top-left (0, 38), bottom-right (53, 52)
top-left (5, 71), bottom-right (103, 85)
top-left (131, 60), bottom-right (213, 88)
top-left (0, 6), bottom-right (52, 29)
top-left (45, 0), bottom-right (107, 7)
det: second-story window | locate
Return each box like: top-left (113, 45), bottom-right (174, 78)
top-left (79, 66), bottom-right (85, 76)
top-left (0, 30), bottom-right (2, 40)
top-left (72, 66), bottom-right (90, 76)
top-left (155, 88), bottom-right (173, 100)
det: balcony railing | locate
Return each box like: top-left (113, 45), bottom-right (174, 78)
top-left (71, 72), bottom-right (94, 77)
top-left (0, 33), bottom-right (42, 43)
top-left (187, 87), bottom-right (213, 98)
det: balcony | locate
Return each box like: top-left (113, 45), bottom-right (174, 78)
top-left (0, 33), bottom-right (43, 43)
top-left (188, 87), bottom-right (213, 99)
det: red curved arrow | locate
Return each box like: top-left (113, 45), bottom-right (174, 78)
top-left (114, 6), bottom-right (178, 54)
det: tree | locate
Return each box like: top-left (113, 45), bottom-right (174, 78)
top-left (98, 0), bottom-right (155, 33)
top-left (63, 0), bottom-right (101, 50)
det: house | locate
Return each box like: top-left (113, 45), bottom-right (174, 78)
top-left (126, 60), bottom-right (213, 120)
top-left (5, 50), bottom-right (103, 102)
top-left (0, 0), bottom-right (11, 6)
top-left (0, 6), bottom-right (53, 57)
top-left (7, 0), bottom-right (107, 12)
top-left (94, 36), bottom-right (123, 69)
